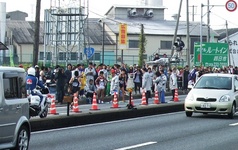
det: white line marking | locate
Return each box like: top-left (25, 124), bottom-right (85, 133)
top-left (114, 142), bottom-right (157, 150)
top-left (32, 111), bottom-right (183, 134)
top-left (229, 122), bottom-right (238, 126)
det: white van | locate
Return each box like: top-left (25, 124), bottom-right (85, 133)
top-left (0, 67), bottom-right (31, 150)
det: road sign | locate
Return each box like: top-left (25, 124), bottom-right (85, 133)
top-left (194, 42), bottom-right (229, 67)
top-left (226, 0), bottom-right (237, 12)
top-left (84, 47), bottom-right (95, 59)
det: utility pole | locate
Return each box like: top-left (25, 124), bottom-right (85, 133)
top-left (33, 0), bottom-right (41, 66)
top-left (226, 20), bottom-right (233, 66)
top-left (102, 22), bottom-right (105, 64)
top-left (200, 3), bottom-right (203, 66)
top-left (189, 5), bottom-right (197, 22)
top-left (186, 0), bottom-right (190, 67)
top-left (207, 0), bottom-right (210, 42)
top-left (171, 0), bottom-right (183, 57)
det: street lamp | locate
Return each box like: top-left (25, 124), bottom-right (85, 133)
top-left (200, 3), bottom-right (204, 66)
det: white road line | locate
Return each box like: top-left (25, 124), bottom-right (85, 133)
top-left (229, 122), bottom-right (238, 126)
top-left (114, 142), bottom-right (157, 150)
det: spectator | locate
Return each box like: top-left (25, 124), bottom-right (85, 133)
top-left (64, 64), bottom-right (72, 95)
top-left (119, 69), bottom-right (127, 102)
top-left (183, 65), bottom-right (189, 93)
top-left (173, 37), bottom-right (185, 59)
top-left (85, 62), bottom-right (96, 86)
top-left (39, 66), bottom-right (46, 83)
top-left (128, 65), bottom-right (134, 73)
top-left (55, 67), bottom-right (66, 104)
top-left (133, 67), bottom-right (142, 94)
top-left (169, 68), bottom-right (178, 101)
top-left (148, 67), bottom-right (155, 93)
top-left (84, 79), bottom-right (96, 104)
top-left (95, 71), bottom-right (107, 103)
top-left (35, 65), bottom-right (40, 80)
top-left (141, 68), bottom-right (152, 104)
top-left (153, 53), bottom-right (160, 61)
top-left (110, 69), bottom-right (119, 98)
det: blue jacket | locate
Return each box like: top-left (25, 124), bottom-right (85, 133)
top-left (26, 75), bottom-right (45, 93)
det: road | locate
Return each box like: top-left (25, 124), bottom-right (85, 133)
top-left (30, 111), bottom-right (238, 150)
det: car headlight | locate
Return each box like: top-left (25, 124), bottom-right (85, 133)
top-left (185, 94), bottom-right (194, 101)
top-left (219, 95), bottom-right (230, 102)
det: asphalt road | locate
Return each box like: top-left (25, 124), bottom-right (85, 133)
top-left (30, 111), bottom-right (238, 150)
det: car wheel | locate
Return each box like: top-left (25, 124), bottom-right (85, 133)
top-left (186, 111), bottom-right (193, 117)
top-left (228, 103), bottom-right (236, 119)
top-left (12, 125), bottom-right (30, 150)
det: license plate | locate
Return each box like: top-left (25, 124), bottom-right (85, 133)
top-left (201, 103), bottom-right (211, 108)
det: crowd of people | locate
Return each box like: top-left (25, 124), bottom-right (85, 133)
top-left (23, 58), bottom-right (237, 105)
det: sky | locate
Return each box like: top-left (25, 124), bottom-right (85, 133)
top-left (1, 0), bottom-right (238, 30)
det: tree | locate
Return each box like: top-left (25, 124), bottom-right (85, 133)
top-left (138, 24), bottom-right (146, 67)
top-left (33, 0), bottom-right (41, 66)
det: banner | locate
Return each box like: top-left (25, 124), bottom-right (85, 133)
top-left (119, 24), bottom-right (127, 45)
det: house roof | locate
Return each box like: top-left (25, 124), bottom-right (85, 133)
top-left (6, 19), bottom-right (115, 45)
top-left (6, 20), bottom-right (44, 44)
top-left (215, 28), bottom-right (238, 40)
top-left (104, 18), bottom-right (220, 37)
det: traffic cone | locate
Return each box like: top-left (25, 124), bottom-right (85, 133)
top-left (174, 89), bottom-right (179, 102)
top-left (111, 92), bottom-right (120, 108)
top-left (141, 90), bottom-right (147, 105)
top-left (49, 95), bottom-right (58, 115)
top-left (72, 93), bottom-right (82, 113)
top-left (154, 90), bottom-right (160, 104)
top-left (90, 93), bottom-right (100, 110)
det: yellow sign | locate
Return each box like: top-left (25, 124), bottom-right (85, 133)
top-left (119, 24), bottom-right (127, 45)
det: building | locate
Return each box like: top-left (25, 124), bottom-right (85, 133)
top-left (102, 2), bottom-right (219, 65)
top-left (2, 0), bottom-right (222, 67)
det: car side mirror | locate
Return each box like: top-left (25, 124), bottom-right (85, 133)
top-left (188, 84), bottom-right (194, 89)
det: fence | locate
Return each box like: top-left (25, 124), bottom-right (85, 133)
top-left (4, 53), bottom-right (148, 67)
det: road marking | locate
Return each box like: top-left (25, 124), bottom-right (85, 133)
top-left (229, 122), bottom-right (238, 126)
top-left (114, 142), bottom-right (157, 150)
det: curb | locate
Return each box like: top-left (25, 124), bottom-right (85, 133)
top-left (30, 102), bottom-right (185, 132)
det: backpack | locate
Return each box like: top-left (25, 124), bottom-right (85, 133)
top-left (72, 77), bottom-right (79, 87)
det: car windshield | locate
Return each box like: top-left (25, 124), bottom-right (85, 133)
top-left (194, 76), bottom-right (232, 90)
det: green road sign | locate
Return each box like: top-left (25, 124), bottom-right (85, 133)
top-left (194, 42), bottom-right (229, 67)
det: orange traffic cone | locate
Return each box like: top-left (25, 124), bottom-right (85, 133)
top-left (72, 93), bottom-right (82, 113)
top-left (174, 89), bottom-right (179, 102)
top-left (49, 95), bottom-right (58, 115)
top-left (111, 92), bottom-right (120, 108)
top-left (154, 90), bottom-right (160, 104)
top-left (90, 93), bottom-right (100, 110)
top-left (141, 90), bottom-right (147, 105)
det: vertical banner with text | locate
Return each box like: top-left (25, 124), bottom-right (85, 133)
top-left (119, 24), bottom-right (127, 45)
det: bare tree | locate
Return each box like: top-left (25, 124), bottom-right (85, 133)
top-left (33, 0), bottom-right (41, 66)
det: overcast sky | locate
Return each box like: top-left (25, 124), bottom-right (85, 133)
top-left (1, 0), bottom-right (238, 30)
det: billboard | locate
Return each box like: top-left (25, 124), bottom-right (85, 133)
top-left (194, 42), bottom-right (229, 67)
top-left (119, 24), bottom-right (127, 45)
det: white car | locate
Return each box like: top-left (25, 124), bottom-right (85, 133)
top-left (184, 73), bottom-right (238, 119)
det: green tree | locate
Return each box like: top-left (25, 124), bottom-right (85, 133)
top-left (138, 24), bottom-right (146, 67)
top-left (33, 0), bottom-right (41, 66)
